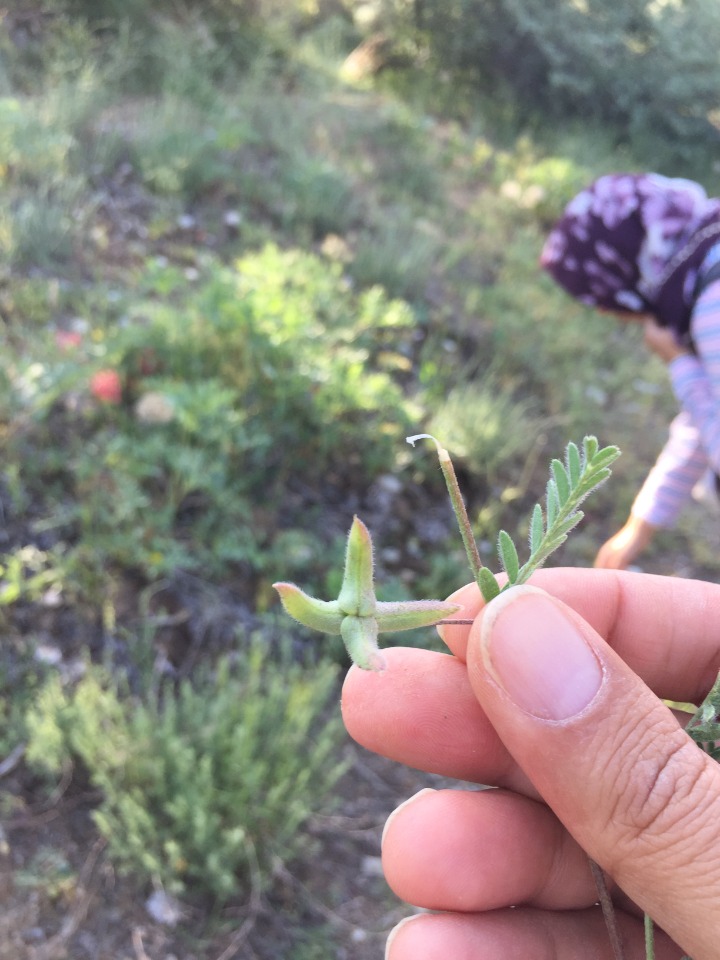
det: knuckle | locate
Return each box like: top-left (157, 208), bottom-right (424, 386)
top-left (604, 720), bottom-right (712, 860)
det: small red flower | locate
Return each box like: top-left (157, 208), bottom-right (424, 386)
top-left (90, 369), bottom-right (122, 404)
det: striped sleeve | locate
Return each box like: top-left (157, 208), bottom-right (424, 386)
top-left (670, 275), bottom-right (720, 473)
top-left (631, 246), bottom-right (720, 528)
top-left (631, 411), bottom-right (707, 527)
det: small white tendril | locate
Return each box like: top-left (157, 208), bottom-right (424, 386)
top-left (406, 433), bottom-right (450, 462)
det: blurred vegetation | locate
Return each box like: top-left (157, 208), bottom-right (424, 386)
top-left (0, 0), bottom-right (719, 953)
top-left (25, 640), bottom-right (344, 902)
top-left (374, 0), bottom-right (720, 169)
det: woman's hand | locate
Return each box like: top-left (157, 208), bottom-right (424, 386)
top-left (342, 568), bottom-right (720, 960)
top-left (593, 514), bottom-right (657, 569)
top-left (643, 317), bottom-right (691, 363)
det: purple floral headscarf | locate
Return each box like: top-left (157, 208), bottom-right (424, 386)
top-left (540, 173), bottom-right (720, 337)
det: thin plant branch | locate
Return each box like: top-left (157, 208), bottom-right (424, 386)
top-left (588, 859), bottom-right (626, 960)
top-left (644, 912), bottom-right (655, 960)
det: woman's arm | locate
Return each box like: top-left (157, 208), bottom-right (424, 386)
top-left (668, 277), bottom-right (720, 473)
top-left (629, 411), bottom-right (708, 529)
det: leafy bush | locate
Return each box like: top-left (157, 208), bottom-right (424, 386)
top-left (378, 0), bottom-right (720, 161)
top-left (25, 639), bottom-right (345, 901)
top-left (10, 1), bottom-right (333, 95)
top-left (506, 0), bottom-right (720, 149)
top-left (4, 245), bottom-right (418, 584)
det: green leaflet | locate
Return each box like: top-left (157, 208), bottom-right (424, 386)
top-left (498, 530), bottom-right (519, 582)
top-left (474, 437), bottom-right (620, 602)
top-left (494, 437), bottom-right (619, 597)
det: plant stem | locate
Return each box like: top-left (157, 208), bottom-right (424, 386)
top-left (644, 913), bottom-right (655, 960)
top-left (406, 434), bottom-right (483, 580)
top-left (588, 859), bottom-right (625, 960)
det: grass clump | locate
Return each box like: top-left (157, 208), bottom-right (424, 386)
top-left (25, 639), bottom-right (345, 902)
top-left (427, 375), bottom-right (547, 486)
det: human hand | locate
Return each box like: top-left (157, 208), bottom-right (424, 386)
top-left (643, 318), bottom-right (691, 363)
top-left (594, 514), bottom-right (656, 569)
top-left (341, 568), bottom-right (720, 960)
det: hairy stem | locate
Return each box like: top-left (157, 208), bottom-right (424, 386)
top-left (588, 859), bottom-right (625, 960)
top-left (406, 434), bottom-right (483, 580)
top-left (644, 913), bottom-right (655, 960)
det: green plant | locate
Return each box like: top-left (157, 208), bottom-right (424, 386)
top-left (3, 245), bottom-right (422, 592)
top-left (25, 638), bottom-right (345, 902)
top-left (350, 210), bottom-right (442, 300)
top-left (380, 0), bottom-right (720, 163)
top-left (275, 514), bottom-right (461, 670)
top-left (426, 376), bottom-right (547, 485)
top-left (274, 434), bottom-right (692, 960)
top-left (0, 638), bottom-right (46, 760)
top-left (275, 433), bottom-right (720, 960)
top-left (277, 154), bottom-right (357, 237)
top-left (420, 434), bottom-right (620, 603)
top-left (131, 98), bottom-right (252, 199)
top-left (274, 434), bottom-right (619, 663)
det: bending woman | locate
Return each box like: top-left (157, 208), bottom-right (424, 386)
top-left (541, 172), bottom-right (720, 569)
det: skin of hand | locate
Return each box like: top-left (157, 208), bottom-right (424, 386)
top-left (593, 514), bottom-right (657, 569)
top-left (341, 568), bottom-right (720, 960)
top-left (642, 317), bottom-right (692, 363)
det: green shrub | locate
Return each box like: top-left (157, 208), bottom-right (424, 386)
top-left (508, 0), bottom-right (720, 150)
top-left (25, 639), bottom-right (345, 902)
top-left (0, 92), bottom-right (96, 267)
top-left (0, 646), bottom-right (43, 761)
top-left (378, 0), bottom-right (720, 162)
top-left (118, 245), bottom-right (417, 489)
top-left (5, 245), bottom-right (419, 584)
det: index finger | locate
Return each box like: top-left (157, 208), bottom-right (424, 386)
top-left (440, 567), bottom-right (720, 704)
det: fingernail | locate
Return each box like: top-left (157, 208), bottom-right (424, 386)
top-left (385, 915), bottom-right (423, 960)
top-left (479, 585), bottom-right (603, 721)
top-left (381, 788), bottom-right (436, 846)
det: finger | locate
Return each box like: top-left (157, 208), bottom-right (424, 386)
top-left (381, 787), bottom-right (597, 911)
top-left (341, 645), bottom-right (689, 794)
top-left (386, 908), bottom-right (681, 960)
top-left (439, 568), bottom-right (720, 704)
top-left (341, 646), bottom-right (530, 791)
top-left (468, 584), bottom-right (720, 960)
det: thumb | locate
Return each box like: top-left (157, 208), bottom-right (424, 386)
top-left (468, 584), bottom-right (720, 960)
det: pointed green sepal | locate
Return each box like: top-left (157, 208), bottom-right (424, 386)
top-left (337, 516), bottom-right (377, 618)
top-left (340, 615), bottom-right (386, 672)
top-left (272, 582), bottom-right (344, 635)
top-left (375, 599), bottom-right (462, 633)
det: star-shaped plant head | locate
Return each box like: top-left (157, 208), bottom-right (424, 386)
top-left (273, 516), bottom-right (461, 671)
